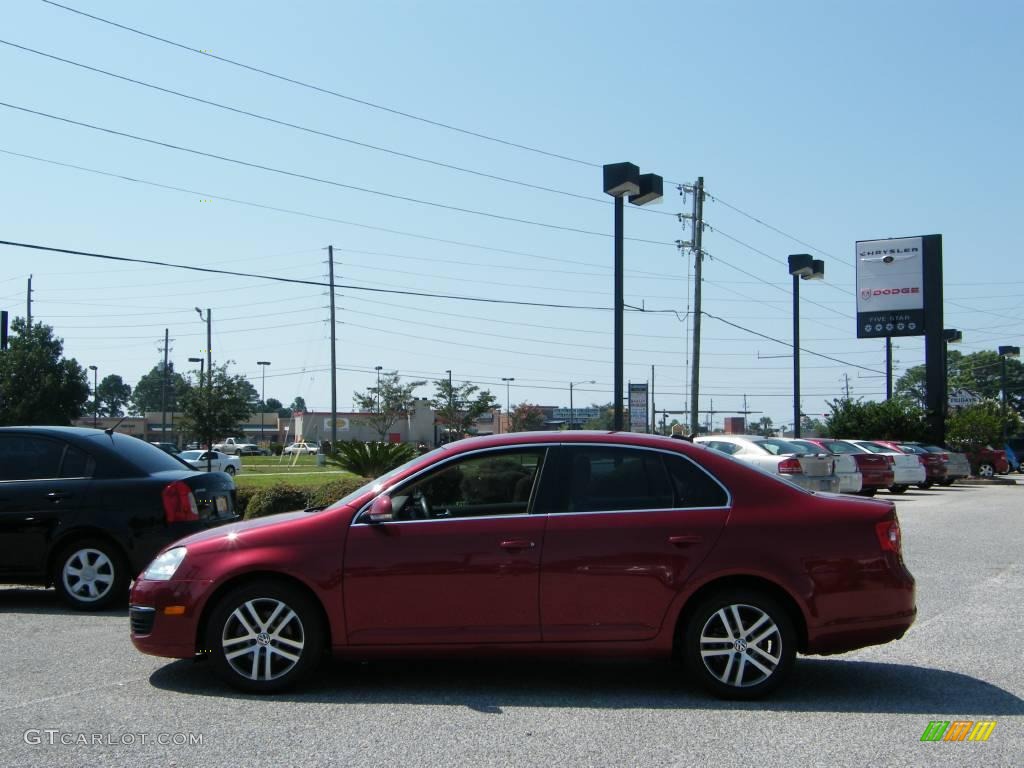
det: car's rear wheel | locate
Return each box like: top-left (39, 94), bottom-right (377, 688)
top-left (857, 488), bottom-right (877, 497)
top-left (917, 481), bottom-right (933, 490)
top-left (939, 479), bottom-right (955, 487)
top-left (206, 580), bottom-right (324, 693)
top-left (888, 485), bottom-right (908, 494)
top-left (224, 465), bottom-right (237, 476)
top-left (683, 589), bottom-right (796, 700)
top-left (977, 463), bottom-right (995, 478)
top-left (54, 539), bottom-right (127, 611)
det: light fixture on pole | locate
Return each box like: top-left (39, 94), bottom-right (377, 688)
top-left (374, 365), bottom-right (383, 413)
top-left (998, 345), bottom-right (1020, 444)
top-left (603, 162), bottom-right (663, 431)
top-left (787, 254), bottom-right (825, 438)
top-left (569, 380), bottom-right (596, 430)
top-left (501, 377), bottom-right (515, 432)
top-left (257, 361), bottom-right (271, 448)
top-left (88, 365), bottom-right (98, 428)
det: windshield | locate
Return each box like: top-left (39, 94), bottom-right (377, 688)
top-left (898, 444), bottom-right (925, 454)
top-left (180, 451), bottom-right (204, 460)
top-left (327, 446), bottom-right (447, 509)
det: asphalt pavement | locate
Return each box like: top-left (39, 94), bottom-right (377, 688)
top-left (1, 484), bottom-right (1021, 768)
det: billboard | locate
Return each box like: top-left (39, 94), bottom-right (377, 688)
top-left (855, 236), bottom-right (924, 338)
top-left (628, 383), bottom-right (648, 433)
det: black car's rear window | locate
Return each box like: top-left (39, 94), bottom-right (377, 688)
top-left (90, 433), bottom-right (192, 474)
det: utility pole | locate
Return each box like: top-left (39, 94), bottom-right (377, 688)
top-left (650, 364), bottom-right (656, 433)
top-left (26, 275), bottom-right (32, 332)
top-left (160, 328), bottom-right (169, 442)
top-left (843, 372), bottom-right (851, 399)
top-left (328, 245), bottom-right (338, 446)
top-left (689, 177), bottom-right (704, 437)
top-left (195, 307), bottom-right (212, 472)
top-left (885, 337), bottom-right (893, 400)
top-left (1, 310), bottom-right (8, 351)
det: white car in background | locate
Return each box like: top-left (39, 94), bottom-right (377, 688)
top-left (788, 439), bottom-right (863, 494)
top-left (693, 435), bottom-right (840, 493)
top-left (849, 440), bottom-right (926, 494)
top-left (282, 441), bottom-right (319, 455)
top-left (178, 450), bottom-right (241, 476)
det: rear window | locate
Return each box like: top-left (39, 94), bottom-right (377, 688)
top-left (89, 433), bottom-right (192, 474)
top-left (755, 438), bottom-right (805, 456)
top-left (825, 441), bottom-right (859, 454)
top-left (857, 442), bottom-right (893, 454)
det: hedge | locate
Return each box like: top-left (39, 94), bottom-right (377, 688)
top-left (239, 476), bottom-right (372, 520)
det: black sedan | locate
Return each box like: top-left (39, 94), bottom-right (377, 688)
top-left (0, 427), bottom-right (237, 610)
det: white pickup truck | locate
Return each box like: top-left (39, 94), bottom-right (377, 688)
top-left (213, 437), bottom-right (260, 455)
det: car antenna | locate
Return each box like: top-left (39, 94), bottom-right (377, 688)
top-left (104, 416), bottom-right (128, 436)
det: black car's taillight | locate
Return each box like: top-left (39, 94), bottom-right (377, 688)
top-left (162, 481), bottom-right (199, 523)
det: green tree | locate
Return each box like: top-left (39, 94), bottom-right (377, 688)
top-left (582, 402), bottom-right (615, 430)
top-left (825, 397), bottom-right (928, 441)
top-left (0, 318), bottom-right (90, 425)
top-left (177, 364), bottom-right (256, 446)
top-left (896, 349), bottom-right (1024, 414)
top-left (95, 374), bottom-right (132, 417)
top-left (131, 363), bottom-right (188, 415)
top-left (750, 416), bottom-right (775, 436)
top-left (264, 397), bottom-right (283, 413)
top-left (509, 402), bottom-right (546, 432)
top-left (353, 372), bottom-right (427, 440)
top-left (290, 396), bottom-right (307, 413)
top-left (431, 379), bottom-right (496, 436)
top-left (947, 399), bottom-right (1022, 449)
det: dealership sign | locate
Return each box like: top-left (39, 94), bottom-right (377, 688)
top-left (855, 236), bottom-right (925, 338)
top-left (628, 383), bottom-right (648, 433)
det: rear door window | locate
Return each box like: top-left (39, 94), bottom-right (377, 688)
top-left (0, 435), bottom-right (65, 480)
top-left (545, 446), bottom-right (673, 513)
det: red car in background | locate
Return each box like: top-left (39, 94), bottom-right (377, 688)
top-left (964, 445), bottom-right (1010, 477)
top-left (799, 438), bottom-right (894, 496)
top-left (874, 441), bottom-right (947, 489)
top-left (129, 432), bottom-right (915, 700)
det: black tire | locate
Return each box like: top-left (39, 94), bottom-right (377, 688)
top-left (682, 589), bottom-right (796, 700)
top-left (224, 465), bottom-right (237, 476)
top-left (53, 538), bottom-right (128, 611)
top-left (857, 488), bottom-right (877, 497)
top-left (917, 481), bottom-right (933, 490)
top-left (977, 463), bottom-right (995, 478)
top-left (888, 485), bottom-right (908, 495)
top-left (939, 479), bottom-right (955, 487)
top-left (205, 580), bottom-right (325, 693)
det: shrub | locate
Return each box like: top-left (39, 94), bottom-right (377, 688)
top-left (304, 476), bottom-right (373, 509)
top-left (235, 486), bottom-right (258, 517)
top-left (243, 484), bottom-right (309, 519)
top-left (268, 442), bottom-right (284, 456)
top-left (326, 440), bottom-right (417, 476)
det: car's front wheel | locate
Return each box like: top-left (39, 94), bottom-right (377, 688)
top-left (206, 580), bottom-right (325, 693)
top-left (682, 589), bottom-right (796, 700)
top-left (54, 539), bottom-right (127, 611)
top-left (889, 485), bottom-right (908, 494)
top-left (977, 463), bottom-right (995, 478)
top-left (857, 488), bottom-right (877, 497)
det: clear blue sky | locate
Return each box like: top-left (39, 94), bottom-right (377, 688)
top-left (1, 0), bottom-right (1021, 428)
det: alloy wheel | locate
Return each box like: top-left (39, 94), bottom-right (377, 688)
top-left (221, 598), bottom-right (306, 681)
top-left (62, 548), bottom-right (115, 603)
top-left (698, 603), bottom-right (782, 688)
top-left (978, 463), bottom-right (995, 478)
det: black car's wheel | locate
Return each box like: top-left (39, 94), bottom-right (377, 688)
top-left (857, 488), bottom-right (877, 497)
top-left (53, 539), bottom-right (128, 611)
top-left (206, 580), bottom-right (325, 693)
top-left (888, 485), bottom-right (908, 495)
top-left (683, 589), bottom-right (796, 700)
top-left (224, 465), bottom-right (237, 476)
top-left (977, 462), bottom-right (995, 478)
top-left (939, 479), bottom-right (955, 487)
top-left (917, 481), bottom-right (933, 490)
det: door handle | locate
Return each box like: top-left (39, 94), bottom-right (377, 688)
top-left (668, 535), bottom-right (702, 547)
top-left (47, 491), bottom-right (72, 501)
top-left (499, 539), bottom-right (535, 550)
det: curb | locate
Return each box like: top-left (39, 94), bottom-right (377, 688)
top-left (958, 477), bottom-right (1019, 486)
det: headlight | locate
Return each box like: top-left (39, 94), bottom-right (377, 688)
top-left (143, 546), bottom-right (187, 581)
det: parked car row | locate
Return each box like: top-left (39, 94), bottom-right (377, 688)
top-left (694, 435), bottom-right (988, 496)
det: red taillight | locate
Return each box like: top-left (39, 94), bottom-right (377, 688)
top-left (778, 457), bottom-right (803, 474)
top-left (162, 481), bottom-right (199, 523)
top-left (940, 453), bottom-right (949, 462)
top-left (917, 455), bottom-right (926, 466)
top-left (875, 517), bottom-right (902, 554)
top-left (884, 454), bottom-right (895, 465)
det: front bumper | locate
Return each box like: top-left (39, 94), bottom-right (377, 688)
top-left (129, 577), bottom-right (215, 659)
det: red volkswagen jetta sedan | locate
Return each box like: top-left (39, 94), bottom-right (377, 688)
top-left (130, 432), bottom-right (916, 699)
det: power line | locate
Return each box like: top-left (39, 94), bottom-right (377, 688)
top-left (0, 101), bottom-right (673, 245)
top-left (0, 38), bottom-right (669, 217)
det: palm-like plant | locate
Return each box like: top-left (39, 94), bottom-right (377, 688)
top-left (326, 440), bottom-right (418, 477)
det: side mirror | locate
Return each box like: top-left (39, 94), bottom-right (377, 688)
top-left (366, 495), bottom-right (393, 524)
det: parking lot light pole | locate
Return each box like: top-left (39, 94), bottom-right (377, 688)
top-left (998, 345), bottom-right (1020, 443)
top-left (603, 163), bottom-right (663, 431)
top-left (88, 365), bottom-right (98, 427)
top-left (787, 255), bottom-right (825, 438)
top-left (195, 307), bottom-right (212, 472)
top-left (257, 361), bottom-right (271, 448)
top-left (374, 365), bottom-right (383, 413)
top-left (569, 380), bottom-right (595, 430)
top-left (501, 377), bottom-right (514, 432)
